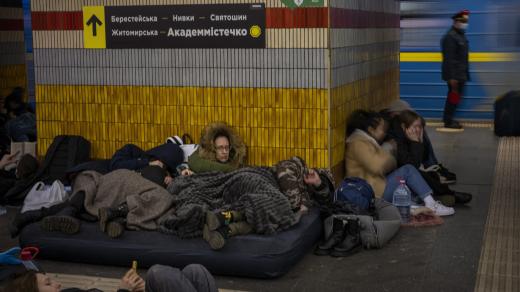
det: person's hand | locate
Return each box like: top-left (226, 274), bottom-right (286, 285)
top-left (181, 168), bottom-right (193, 176)
top-left (303, 169), bottom-right (321, 187)
top-left (119, 269), bottom-right (145, 292)
top-left (298, 204), bottom-right (309, 215)
top-left (448, 79), bottom-right (459, 91)
top-left (164, 175), bottom-right (173, 186)
top-left (417, 127), bottom-right (424, 143)
top-left (149, 160), bottom-right (164, 168)
top-left (0, 152), bottom-right (18, 169)
top-left (405, 127), bottom-right (421, 143)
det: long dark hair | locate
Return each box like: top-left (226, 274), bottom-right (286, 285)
top-left (3, 271), bottom-right (39, 292)
top-left (398, 110), bottom-right (425, 129)
top-left (346, 110), bottom-right (384, 136)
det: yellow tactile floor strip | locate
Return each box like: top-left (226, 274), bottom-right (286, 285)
top-left (475, 137), bottom-right (520, 292)
top-left (426, 121), bottom-right (494, 129)
top-left (48, 273), bottom-right (246, 292)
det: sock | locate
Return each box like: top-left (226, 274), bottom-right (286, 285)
top-left (423, 195), bottom-right (436, 207)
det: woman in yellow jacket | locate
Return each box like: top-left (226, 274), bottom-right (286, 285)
top-left (345, 110), bottom-right (454, 217)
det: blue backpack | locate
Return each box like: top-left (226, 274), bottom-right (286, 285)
top-left (335, 177), bottom-right (375, 210)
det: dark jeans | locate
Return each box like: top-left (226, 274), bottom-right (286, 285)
top-left (146, 264), bottom-right (218, 292)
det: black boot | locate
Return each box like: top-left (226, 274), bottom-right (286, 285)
top-left (443, 101), bottom-right (462, 129)
top-left (105, 217), bottom-right (126, 238)
top-left (40, 205), bottom-right (81, 234)
top-left (331, 218), bottom-right (362, 257)
top-left (314, 218), bottom-right (345, 256)
top-left (453, 191), bottom-right (472, 204)
top-left (9, 201), bottom-right (69, 237)
top-left (99, 203), bottom-right (129, 232)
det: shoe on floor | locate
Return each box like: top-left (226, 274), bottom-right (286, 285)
top-left (435, 194), bottom-right (456, 207)
top-left (41, 215), bottom-right (80, 234)
top-left (453, 191), bottom-right (472, 204)
top-left (426, 201), bottom-right (455, 217)
top-left (437, 164), bottom-right (457, 184)
top-left (444, 121), bottom-right (463, 129)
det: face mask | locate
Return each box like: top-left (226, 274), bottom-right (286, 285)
top-left (457, 23), bottom-right (468, 30)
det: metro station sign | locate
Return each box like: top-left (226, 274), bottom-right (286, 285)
top-left (82, 4), bottom-right (266, 49)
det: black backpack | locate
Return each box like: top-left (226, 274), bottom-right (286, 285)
top-left (3, 135), bottom-right (91, 205)
top-left (495, 91), bottom-right (520, 137)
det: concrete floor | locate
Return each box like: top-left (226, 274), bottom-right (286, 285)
top-left (0, 126), bottom-right (499, 292)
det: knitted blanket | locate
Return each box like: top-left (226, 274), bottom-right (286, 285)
top-left (159, 167), bottom-right (298, 238)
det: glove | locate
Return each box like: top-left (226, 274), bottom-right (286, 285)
top-left (0, 247), bottom-right (22, 265)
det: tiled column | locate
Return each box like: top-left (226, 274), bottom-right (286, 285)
top-left (0, 0), bottom-right (26, 99)
top-left (32, 0), bottom-right (399, 179)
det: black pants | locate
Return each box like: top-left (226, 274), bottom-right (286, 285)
top-left (443, 81), bottom-right (465, 125)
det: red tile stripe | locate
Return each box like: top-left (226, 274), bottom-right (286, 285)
top-left (31, 8), bottom-right (399, 30)
top-left (32, 11), bottom-right (83, 30)
top-left (267, 7), bottom-right (328, 28)
top-left (0, 19), bottom-right (23, 31)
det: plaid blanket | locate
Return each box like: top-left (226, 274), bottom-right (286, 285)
top-left (159, 167), bottom-right (298, 238)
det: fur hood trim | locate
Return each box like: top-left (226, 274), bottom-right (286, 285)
top-left (198, 122), bottom-right (246, 167)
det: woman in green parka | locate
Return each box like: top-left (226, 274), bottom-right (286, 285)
top-left (187, 122), bottom-right (246, 174)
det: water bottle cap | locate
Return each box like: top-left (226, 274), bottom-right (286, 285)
top-left (20, 250), bottom-right (32, 261)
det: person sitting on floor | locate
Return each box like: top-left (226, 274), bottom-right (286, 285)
top-left (4, 87), bottom-right (36, 143)
top-left (380, 99), bottom-right (457, 184)
top-left (187, 122), bottom-right (246, 174)
top-left (2, 263), bottom-right (217, 292)
top-left (393, 110), bottom-right (472, 205)
top-left (345, 110), bottom-right (454, 216)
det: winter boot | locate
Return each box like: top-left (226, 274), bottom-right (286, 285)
top-left (98, 203), bottom-right (129, 232)
top-left (10, 201), bottom-right (69, 237)
top-left (331, 218), bottom-right (362, 257)
top-left (40, 206), bottom-right (81, 234)
top-left (105, 217), bottom-right (126, 238)
top-left (203, 221), bottom-right (252, 250)
top-left (314, 218), bottom-right (345, 256)
top-left (205, 210), bottom-right (244, 231)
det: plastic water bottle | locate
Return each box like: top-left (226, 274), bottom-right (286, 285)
top-left (392, 180), bottom-right (411, 223)
top-left (20, 248), bottom-right (39, 271)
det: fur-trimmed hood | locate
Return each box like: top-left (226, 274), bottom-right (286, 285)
top-left (198, 122), bottom-right (246, 168)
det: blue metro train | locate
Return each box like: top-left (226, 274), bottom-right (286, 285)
top-left (400, 0), bottom-right (520, 120)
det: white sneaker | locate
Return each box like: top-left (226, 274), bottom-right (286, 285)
top-left (426, 201), bottom-right (455, 216)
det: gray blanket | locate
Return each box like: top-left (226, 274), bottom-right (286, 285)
top-left (73, 169), bottom-right (174, 231)
top-left (160, 167), bottom-right (298, 238)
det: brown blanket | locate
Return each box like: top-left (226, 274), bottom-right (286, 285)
top-left (72, 169), bottom-right (174, 231)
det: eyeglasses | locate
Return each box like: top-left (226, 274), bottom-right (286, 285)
top-left (216, 145), bottom-right (231, 152)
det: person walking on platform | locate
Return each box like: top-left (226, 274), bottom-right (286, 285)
top-left (441, 9), bottom-right (470, 130)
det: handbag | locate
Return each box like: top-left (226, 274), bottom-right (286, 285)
top-left (166, 134), bottom-right (199, 162)
top-left (21, 180), bottom-right (68, 213)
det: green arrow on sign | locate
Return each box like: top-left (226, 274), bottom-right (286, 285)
top-left (281, 0), bottom-right (324, 8)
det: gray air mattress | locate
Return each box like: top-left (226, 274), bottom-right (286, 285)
top-left (19, 208), bottom-right (321, 278)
